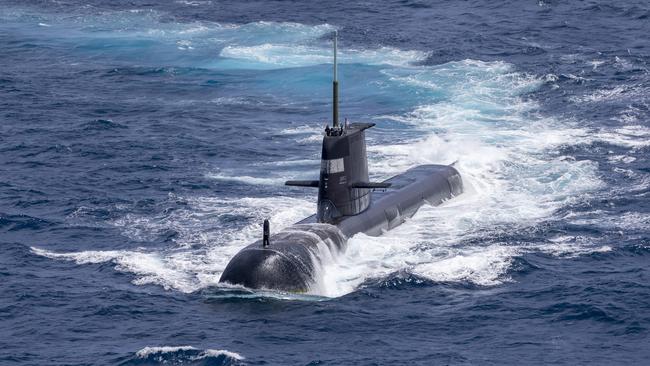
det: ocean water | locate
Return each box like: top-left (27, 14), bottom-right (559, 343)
top-left (1, 0), bottom-right (649, 364)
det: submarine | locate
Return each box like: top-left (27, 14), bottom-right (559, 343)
top-left (219, 32), bottom-right (463, 292)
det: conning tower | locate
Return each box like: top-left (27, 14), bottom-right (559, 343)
top-left (286, 31), bottom-right (389, 223)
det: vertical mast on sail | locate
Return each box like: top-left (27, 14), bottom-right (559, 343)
top-left (332, 30), bottom-right (339, 128)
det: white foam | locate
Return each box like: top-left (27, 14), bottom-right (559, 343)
top-left (136, 345), bottom-right (243, 360)
top-left (613, 105), bottom-right (646, 124)
top-left (614, 56), bottom-right (633, 70)
top-left (33, 195), bottom-right (315, 293)
top-left (257, 158), bottom-right (319, 167)
top-left (591, 125), bottom-right (650, 148)
top-left (570, 86), bottom-right (629, 103)
top-left (413, 245), bottom-right (517, 286)
top-left (175, 0), bottom-right (213, 6)
top-left (281, 124), bottom-right (323, 135)
top-left (220, 44), bottom-right (426, 69)
top-left (567, 211), bottom-right (650, 231)
top-left (202, 349), bottom-right (244, 360)
top-left (540, 236), bottom-right (612, 257)
top-left (210, 96), bottom-right (251, 105)
top-left (608, 155), bottom-right (636, 164)
top-left (588, 60), bottom-right (605, 70)
top-left (297, 134), bottom-right (323, 143)
top-left (207, 172), bottom-right (288, 186)
top-left (137, 346), bottom-right (193, 357)
top-left (31, 247), bottom-right (198, 291)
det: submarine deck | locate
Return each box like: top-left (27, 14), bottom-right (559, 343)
top-left (297, 164), bottom-right (462, 236)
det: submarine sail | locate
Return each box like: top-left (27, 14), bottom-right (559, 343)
top-left (219, 32), bottom-right (463, 293)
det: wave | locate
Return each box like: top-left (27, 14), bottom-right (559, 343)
top-left (118, 346), bottom-right (244, 365)
top-left (207, 172), bottom-right (289, 186)
top-left (33, 195), bottom-right (315, 293)
top-left (1, 5), bottom-right (427, 71)
top-left (174, 0), bottom-right (214, 6)
top-left (0, 5), bottom-right (336, 70)
top-left (590, 125), bottom-right (650, 148)
top-left (135, 346), bottom-right (242, 359)
top-left (220, 44), bottom-right (427, 69)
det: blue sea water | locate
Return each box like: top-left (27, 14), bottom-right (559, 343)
top-left (1, 0), bottom-right (649, 364)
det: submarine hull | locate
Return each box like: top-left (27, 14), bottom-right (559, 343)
top-left (219, 164), bottom-right (463, 292)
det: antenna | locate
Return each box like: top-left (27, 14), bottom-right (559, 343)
top-left (332, 30), bottom-right (339, 128)
top-left (262, 219), bottom-right (270, 248)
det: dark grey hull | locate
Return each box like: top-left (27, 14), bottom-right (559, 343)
top-left (219, 164), bottom-right (463, 293)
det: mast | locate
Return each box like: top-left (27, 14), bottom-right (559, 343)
top-left (332, 30), bottom-right (339, 128)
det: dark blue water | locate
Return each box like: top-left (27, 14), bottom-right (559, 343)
top-left (1, 0), bottom-right (649, 364)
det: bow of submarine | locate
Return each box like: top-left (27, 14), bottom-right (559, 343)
top-left (219, 244), bottom-right (313, 292)
top-left (219, 224), bottom-right (348, 293)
